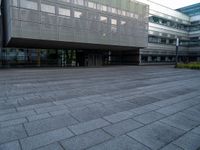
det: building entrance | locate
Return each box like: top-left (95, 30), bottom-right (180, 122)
top-left (0, 48), bottom-right (140, 68)
top-left (87, 54), bottom-right (103, 67)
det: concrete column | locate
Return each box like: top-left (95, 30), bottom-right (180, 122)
top-left (148, 56), bottom-right (152, 62)
top-left (0, 48), bottom-right (2, 68)
top-left (138, 53), bottom-right (142, 65)
top-left (36, 49), bottom-right (40, 67)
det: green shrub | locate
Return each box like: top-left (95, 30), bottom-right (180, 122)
top-left (176, 62), bottom-right (200, 70)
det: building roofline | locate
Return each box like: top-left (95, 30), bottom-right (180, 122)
top-left (136, 0), bottom-right (190, 18)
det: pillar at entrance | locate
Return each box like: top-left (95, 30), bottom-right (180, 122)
top-left (36, 49), bottom-right (40, 67)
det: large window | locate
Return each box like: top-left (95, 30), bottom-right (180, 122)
top-left (111, 19), bottom-right (117, 33)
top-left (41, 3), bottom-right (56, 14)
top-left (74, 11), bottom-right (82, 18)
top-left (149, 16), bottom-right (188, 31)
top-left (74, 0), bottom-right (84, 6)
top-left (12, 0), bottom-right (18, 6)
top-left (88, 1), bottom-right (96, 9)
top-left (20, 0), bottom-right (38, 10)
top-left (58, 8), bottom-right (70, 17)
top-left (100, 16), bottom-right (108, 23)
top-left (100, 5), bottom-right (107, 12)
top-left (59, 0), bottom-right (70, 3)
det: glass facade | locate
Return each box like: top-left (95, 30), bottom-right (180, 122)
top-left (190, 21), bottom-right (200, 32)
top-left (141, 55), bottom-right (175, 63)
top-left (148, 36), bottom-right (189, 47)
top-left (0, 48), bottom-right (141, 67)
top-left (140, 55), bottom-right (195, 64)
top-left (149, 16), bottom-right (189, 31)
top-left (177, 3), bottom-right (200, 17)
top-left (0, 49), bottom-right (78, 67)
top-left (149, 15), bottom-right (200, 47)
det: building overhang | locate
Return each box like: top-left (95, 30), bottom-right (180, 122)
top-left (6, 37), bottom-right (145, 51)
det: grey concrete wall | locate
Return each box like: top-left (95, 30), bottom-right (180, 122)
top-left (3, 0), bottom-right (149, 50)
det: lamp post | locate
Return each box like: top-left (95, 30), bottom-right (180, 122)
top-left (175, 38), bottom-right (179, 67)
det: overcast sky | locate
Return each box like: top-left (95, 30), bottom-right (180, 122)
top-left (150, 0), bottom-right (200, 9)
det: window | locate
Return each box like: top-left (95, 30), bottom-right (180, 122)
top-left (12, 0), bottom-right (18, 6)
top-left (74, 0), bottom-right (84, 6)
top-left (111, 26), bottom-right (117, 33)
top-left (111, 19), bottom-right (117, 33)
top-left (41, 3), bottom-right (55, 14)
top-left (126, 12), bottom-right (130, 17)
top-left (130, 13), bottom-right (134, 18)
top-left (100, 16), bottom-right (107, 23)
top-left (111, 7), bottom-right (117, 14)
top-left (60, 0), bottom-right (70, 2)
top-left (20, 0), bottom-right (38, 10)
top-left (111, 19), bottom-right (117, 25)
top-left (74, 11), bottom-right (82, 18)
top-left (101, 5), bottom-right (107, 12)
top-left (88, 1), bottom-right (96, 9)
top-left (121, 21), bottom-right (126, 25)
top-left (121, 10), bottom-right (126, 16)
top-left (58, 8), bottom-right (70, 17)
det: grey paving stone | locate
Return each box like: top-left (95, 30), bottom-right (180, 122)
top-left (0, 141), bottom-right (21, 150)
top-left (66, 100), bottom-right (94, 108)
top-left (110, 101), bottom-right (138, 112)
top-left (128, 121), bottom-right (185, 150)
top-left (24, 114), bottom-right (78, 136)
top-left (69, 118), bottom-right (110, 135)
top-left (156, 98), bottom-right (200, 115)
top-left (0, 108), bottom-right (16, 116)
top-left (181, 107), bottom-right (200, 123)
top-left (49, 109), bottom-right (70, 116)
top-left (0, 125), bottom-right (27, 144)
top-left (20, 127), bottom-right (73, 150)
top-left (0, 103), bottom-right (15, 110)
top-left (133, 111), bottom-right (165, 124)
top-left (103, 119), bottom-right (143, 136)
top-left (71, 108), bottom-right (104, 122)
top-left (86, 103), bottom-right (116, 117)
top-left (130, 104), bottom-right (160, 115)
top-left (160, 144), bottom-right (183, 150)
top-left (61, 129), bottom-right (111, 150)
top-left (87, 135), bottom-right (150, 150)
top-left (153, 92), bottom-right (199, 107)
top-left (19, 97), bottom-right (54, 107)
top-left (160, 113), bottom-right (199, 131)
top-left (35, 143), bottom-right (64, 150)
top-left (17, 102), bottom-right (54, 111)
top-left (35, 105), bottom-right (68, 114)
top-left (27, 113), bottom-right (51, 122)
top-left (173, 132), bottom-right (200, 150)
top-left (1, 67), bottom-right (200, 150)
top-left (192, 126), bottom-right (200, 135)
top-left (0, 110), bottom-right (36, 122)
top-left (128, 96), bottom-right (161, 106)
top-left (103, 111), bottom-right (136, 123)
top-left (192, 104), bottom-right (200, 112)
top-left (0, 118), bottom-right (27, 128)
top-left (150, 92), bottom-right (176, 100)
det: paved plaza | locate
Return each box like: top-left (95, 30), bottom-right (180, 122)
top-left (0, 66), bottom-right (200, 150)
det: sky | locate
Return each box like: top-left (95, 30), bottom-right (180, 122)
top-left (150, 0), bottom-right (200, 9)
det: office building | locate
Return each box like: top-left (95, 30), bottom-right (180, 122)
top-left (0, 0), bottom-right (199, 67)
top-left (137, 0), bottom-right (200, 64)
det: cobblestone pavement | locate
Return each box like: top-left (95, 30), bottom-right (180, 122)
top-left (0, 66), bottom-right (200, 150)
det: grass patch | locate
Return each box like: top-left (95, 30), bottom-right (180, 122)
top-left (176, 62), bottom-right (200, 70)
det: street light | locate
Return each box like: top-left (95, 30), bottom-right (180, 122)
top-left (175, 38), bottom-right (179, 67)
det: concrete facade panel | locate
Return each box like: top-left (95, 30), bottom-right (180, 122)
top-left (3, 0), bottom-right (149, 50)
